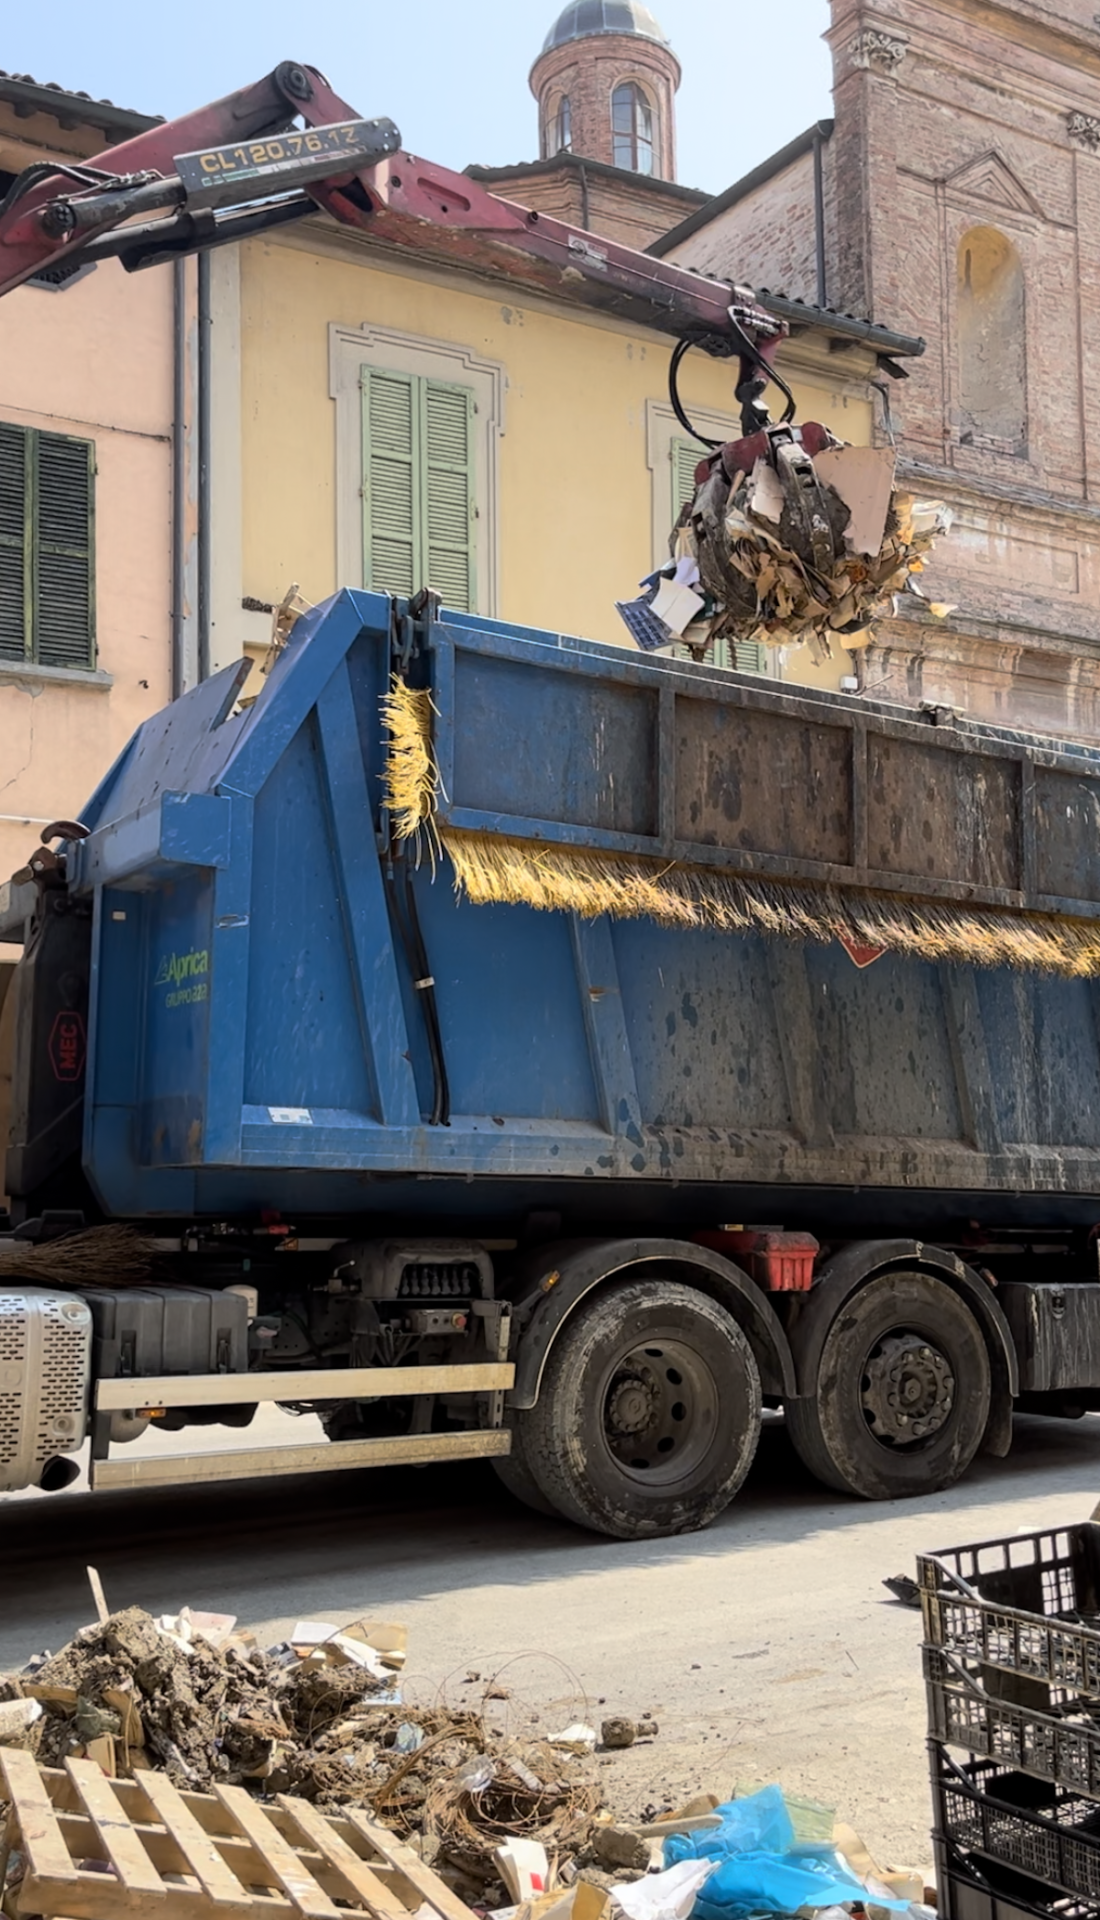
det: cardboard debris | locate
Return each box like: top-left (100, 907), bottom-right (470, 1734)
top-left (495, 1836), bottom-right (551, 1901)
top-left (650, 576), bottom-right (705, 640)
top-left (813, 446), bottom-right (896, 558)
top-left (834, 1820), bottom-right (925, 1904)
top-left (747, 458), bottom-right (785, 529)
top-left (549, 1722), bottom-right (598, 1753)
top-left (678, 440), bottom-right (951, 662)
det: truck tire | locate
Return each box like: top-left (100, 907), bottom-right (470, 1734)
top-left (787, 1269), bottom-right (991, 1499)
top-left (523, 1279), bottom-right (761, 1539)
top-left (492, 1415), bottom-right (558, 1518)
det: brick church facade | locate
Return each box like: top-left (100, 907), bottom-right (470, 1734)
top-left (656, 0), bottom-right (1100, 742)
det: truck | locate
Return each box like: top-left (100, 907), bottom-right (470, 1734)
top-left (5, 584), bottom-right (1100, 1537)
top-left (4, 64), bottom-right (1100, 1541)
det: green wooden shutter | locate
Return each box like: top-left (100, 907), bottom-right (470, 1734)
top-left (0, 424), bottom-right (27, 660)
top-left (422, 379), bottom-right (475, 613)
top-left (0, 423), bottom-right (94, 668)
top-left (34, 432), bottom-right (94, 668)
top-left (670, 435), bottom-right (765, 676)
top-left (363, 369), bottom-right (418, 597)
top-left (672, 435), bottom-right (701, 523)
top-left (731, 637), bottom-right (766, 674)
top-left (361, 367), bottom-right (477, 612)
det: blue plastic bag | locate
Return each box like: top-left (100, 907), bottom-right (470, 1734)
top-left (664, 1787), bottom-right (909, 1920)
top-left (664, 1787), bottom-right (794, 1865)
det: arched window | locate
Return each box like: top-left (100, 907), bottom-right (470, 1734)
top-left (611, 82), bottom-right (654, 173)
top-left (553, 94), bottom-right (572, 153)
top-left (957, 226), bottom-right (1026, 448)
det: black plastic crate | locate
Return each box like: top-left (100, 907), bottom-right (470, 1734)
top-left (933, 1744), bottom-right (1100, 1904)
top-left (925, 1646), bottom-right (1100, 1798)
top-left (936, 1835), bottom-right (1100, 1920)
top-left (920, 1527), bottom-right (1100, 1699)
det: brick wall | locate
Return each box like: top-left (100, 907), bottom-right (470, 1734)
top-left (662, 153), bottom-right (821, 300)
top-left (531, 35), bottom-right (680, 180)
top-left (824, 0), bottom-right (1100, 737)
top-left (667, 0), bottom-right (1100, 741)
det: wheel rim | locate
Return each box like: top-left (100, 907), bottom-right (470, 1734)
top-left (599, 1335), bottom-right (720, 1487)
top-left (860, 1329), bottom-right (956, 1450)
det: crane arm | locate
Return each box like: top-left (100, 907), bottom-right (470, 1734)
top-left (0, 60), bottom-right (791, 431)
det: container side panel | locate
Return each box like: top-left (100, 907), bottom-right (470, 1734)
top-left (87, 889), bottom-right (144, 1124)
top-left (867, 738), bottom-right (1020, 887)
top-left (346, 626), bottom-right (391, 802)
top-left (975, 969), bottom-right (1100, 1146)
top-left (1034, 768), bottom-right (1100, 902)
top-left (414, 877), bottom-right (601, 1123)
top-left (140, 874), bottom-right (213, 1166)
top-left (673, 699), bottom-right (853, 864)
top-left (451, 651), bottom-right (658, 836)
top-left (244, 723), bottom-right (375, 1117)
top-left (614, 921), bottom-right (793, 1132)
top-left (803, 945), bottom-right (965, 1141)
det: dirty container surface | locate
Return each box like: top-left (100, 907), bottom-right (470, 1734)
top-left (54, 589), bottom-right (1100, 1226)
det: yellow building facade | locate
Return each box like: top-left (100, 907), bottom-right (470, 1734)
top-left (208, 221), bottom-right (882, 695)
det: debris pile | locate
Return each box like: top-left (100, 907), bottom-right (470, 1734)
top-left (0, 1606), bottom-right (603, 1905)
top-left (618, 443), bottom-right (951, 664)
top-left (1, 1594), bottom-right (933, 1920)
top-left (687, 449), bottom-right (950, 662)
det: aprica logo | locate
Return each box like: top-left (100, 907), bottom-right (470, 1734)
top-left (154, 948), bottom-right (209, 989)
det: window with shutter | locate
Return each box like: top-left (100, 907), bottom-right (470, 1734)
top-left (0, 422), bottom-right (95, 669)
top-left (669, 436), bottom-right (765, 676)
top-left (361, 368), bottom-right (476, 613)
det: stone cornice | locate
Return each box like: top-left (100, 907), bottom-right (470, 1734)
top-left (848, 28), bottom-right (910, 72)
top-left (1068, 112), bottom-right (1100, 151)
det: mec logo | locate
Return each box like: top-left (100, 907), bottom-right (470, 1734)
top-left (48, 1010), bottom-right (86, 1083)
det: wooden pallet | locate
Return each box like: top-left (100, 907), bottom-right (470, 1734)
top-left (0, 1750), bottom-right (476, 1920)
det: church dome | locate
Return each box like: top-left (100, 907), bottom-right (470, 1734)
top-left (540, 0), bottom-right (669, 55)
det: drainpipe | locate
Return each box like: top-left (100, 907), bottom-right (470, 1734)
top-left (578, 160), bottom-right (590, 232)
top-left (812, 124), bottom-right (827, 310)
top-left (171, 258), bottom-right (187, 701)
top-left (197, 248), bottom-right (212, 683)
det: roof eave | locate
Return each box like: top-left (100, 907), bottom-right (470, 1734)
top-left (0, 75), bottom-right (159, 139)
top-left (466, 153), bottom-right (707, 205)
top-left (759, 290), bottom-right (925, 360)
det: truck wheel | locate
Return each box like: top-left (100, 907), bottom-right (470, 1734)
top-left (492, 1415), bottom-right (558, 1518)
top-left (524, 1280), bottom-right (761, 1539)
top-left (787, 1269), bottom-right (991, 1499)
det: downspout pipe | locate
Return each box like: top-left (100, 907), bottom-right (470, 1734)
top-left (170, 257), bottom-right (187, 701)
top-left (197, 248), bottom-right (212, 683)
top-left (812, 124), bottom-right (827, 310)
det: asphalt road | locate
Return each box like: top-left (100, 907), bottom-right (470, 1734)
top-left (4, 1408), bottom-right (1100, 1874)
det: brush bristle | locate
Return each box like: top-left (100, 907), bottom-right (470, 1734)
top-left (0, 1224), bottom-right (157, 1288)
top-left (442, 828), bottom-right (1100, 977)
top-left (379, 680), bottom-right (443, 865)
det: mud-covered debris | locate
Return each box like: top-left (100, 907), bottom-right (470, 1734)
top-left (592, 1824), bottom-right (650, 1872)
top-left (600, 1718), bottom-right (636, 1750)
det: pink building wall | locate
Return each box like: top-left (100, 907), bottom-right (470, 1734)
top-left (0, 248), bottom-right (176, 886)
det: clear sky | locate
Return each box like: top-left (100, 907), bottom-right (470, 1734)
top-left (4, 0), bottom-right (833, 198)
